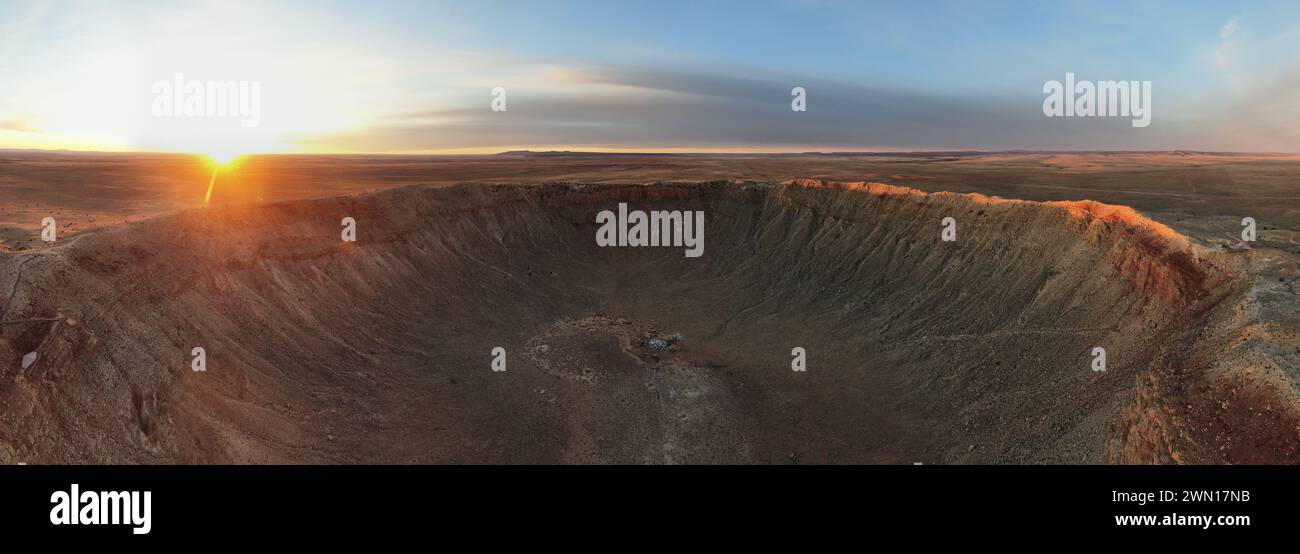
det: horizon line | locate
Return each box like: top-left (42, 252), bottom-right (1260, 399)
top-left (5, 147), bottom-right (1300, 158)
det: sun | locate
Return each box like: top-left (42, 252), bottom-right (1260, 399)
top-left (199, 150), bottom-right (245, 205)
top-left (204, 150), bottom-right (242, 167)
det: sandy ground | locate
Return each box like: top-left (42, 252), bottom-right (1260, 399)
top-left (0, 151), bottom-right (1296, 464)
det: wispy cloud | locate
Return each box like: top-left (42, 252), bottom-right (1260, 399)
top-left (316, 62), bottom-right (1162, 152)
top-left (0, 118), bottom-right (38, 133)
top-left (1213, 17), bottom-right (1240, 68)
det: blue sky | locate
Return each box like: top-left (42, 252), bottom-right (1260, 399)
top-left (2, 0), bottom-right (1298, 153)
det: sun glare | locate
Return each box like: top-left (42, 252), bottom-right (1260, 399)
top-left (199, 151), bottom-right (245, 205)
top-left (205, 151), bottom-right (242, 166)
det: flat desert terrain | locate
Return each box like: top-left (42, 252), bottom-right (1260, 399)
top-left (0, 151), bottom-right (1296, 463)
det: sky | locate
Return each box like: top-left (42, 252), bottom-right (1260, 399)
top-left (1, 0), bottom-right (1299, 155)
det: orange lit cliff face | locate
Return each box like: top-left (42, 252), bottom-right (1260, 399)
top-left (1, 179), bottom-right (1293, 464)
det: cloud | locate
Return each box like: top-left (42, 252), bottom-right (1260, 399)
top-left (0, 118), bottom-right (38, 133)
top-left (1213, 17), bottom-right (1240, 69)
top-left (306, 62), bottom-right (1186, 153)
top-left (1220, 18), bottom-right (1238, 40)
